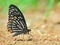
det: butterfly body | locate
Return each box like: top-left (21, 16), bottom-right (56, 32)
top-left (7, 5), bottom-right (31, 37)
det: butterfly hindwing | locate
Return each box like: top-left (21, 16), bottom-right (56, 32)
top-left (7, 5), bottom-right (28, 34)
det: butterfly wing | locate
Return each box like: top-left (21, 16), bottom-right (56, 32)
top-left (7, 5), bottom-right (30, 35)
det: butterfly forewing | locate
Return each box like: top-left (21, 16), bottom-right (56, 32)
top-left (7, 5), bottom-right (28, 33)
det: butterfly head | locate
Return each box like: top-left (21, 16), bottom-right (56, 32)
top-left (23, 29), bottom-right (31, 34)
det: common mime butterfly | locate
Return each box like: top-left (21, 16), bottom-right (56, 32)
top-left (7, 5), bottom-right (31, 37)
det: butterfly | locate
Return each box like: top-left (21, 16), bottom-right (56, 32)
top-left (7, 5), bottom-right (31, 37)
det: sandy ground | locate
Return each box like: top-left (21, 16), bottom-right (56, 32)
top-left (0, 8), bottom-right (60, 45)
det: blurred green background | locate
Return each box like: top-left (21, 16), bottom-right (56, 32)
top-left (0, 0), bottom-right (60, 17)
top-left (0, 0), bottom-right (38, 14)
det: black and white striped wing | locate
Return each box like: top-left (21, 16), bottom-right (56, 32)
top-left (7, 5), bottom-right (28, 33)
